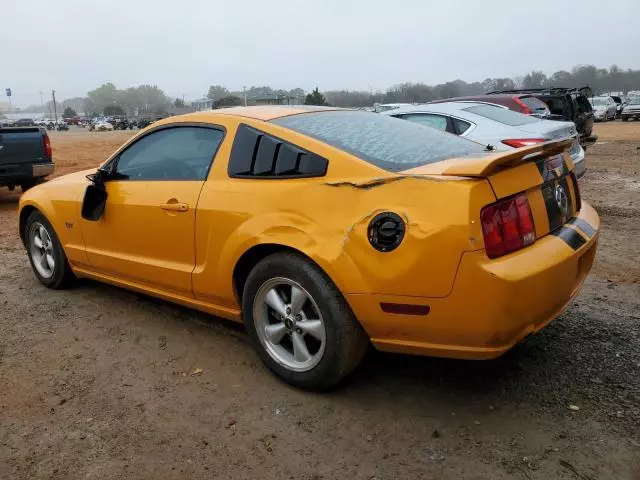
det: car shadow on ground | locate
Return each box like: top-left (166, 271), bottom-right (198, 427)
top-left (71, 279), bottom-right (638, 432)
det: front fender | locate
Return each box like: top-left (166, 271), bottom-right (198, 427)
top-left (18, 174), bottom-right (89, 266)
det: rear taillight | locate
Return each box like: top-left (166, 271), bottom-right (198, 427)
top-left (43, 134), bottom-right (52, 158)
top-left (480, 193), bottom-right (536, 259)
top-left (501, 138), bottom-right (546, 148)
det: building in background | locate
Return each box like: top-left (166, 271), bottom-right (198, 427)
top-left (191, 98), bottom-right (214, 111)
top-left (253, 94), bottom-right (297, 106)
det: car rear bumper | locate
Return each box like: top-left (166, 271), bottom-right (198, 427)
top-left (346, 202), bottom-right (599, 360)
top-left (622, 112), bottom-right (640, 119)
top-left (0, 162), bottom-right (54, 186)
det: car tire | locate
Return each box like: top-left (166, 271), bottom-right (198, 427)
top-left (242, 252), bottom-right (368, 390)
top-left (24, 211), bottom-right (75, 289)
top-left (622, 116), bottom-right (629, 122)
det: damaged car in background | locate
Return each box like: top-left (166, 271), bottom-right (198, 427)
top-left (18, 106), bottom-right (599, 390)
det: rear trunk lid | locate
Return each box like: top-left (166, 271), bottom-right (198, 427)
top-left (516, 120), bottom-right (581, 162)
top-left (403, 139), bottom-right (580, 238)
top-left (516, 119), bottom-right (577, 140)
top-left (0, 127), bottom-right (49, 165)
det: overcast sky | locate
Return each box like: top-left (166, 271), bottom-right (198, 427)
top-left (3, 0), bottom-right (640, 106)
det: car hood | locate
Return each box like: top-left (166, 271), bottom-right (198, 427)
top-left (44, 168), bottom-right (95, 186)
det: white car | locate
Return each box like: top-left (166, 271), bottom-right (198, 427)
top-left (589, 96), bottom-right (617, 122)
top-left (380, 101), bottom-right (585, 179)
top-left (373, 103), bottom-right (414, 113)
top-left (92, 121), bottom-right (114, 131)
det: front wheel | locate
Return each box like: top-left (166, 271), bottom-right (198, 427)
top-left (24, 211), bottom-right (75, 289)
top-left (243, 253), bottom-right (368, 390)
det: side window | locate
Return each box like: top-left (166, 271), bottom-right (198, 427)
top-left (451, 117), bottom-right (472, 135)
top-left (400, 113), bottom-right (449, 132)
top-left (228, 124), bottom-right (328, 178)
top-left (115, 127), bottom-right (224, 181)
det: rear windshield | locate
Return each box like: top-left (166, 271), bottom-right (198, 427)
top-left (463, 104), bottom-right (540, 126)
top-left (520, 96), bottom-right (550, 113)
top-left (272, 110), bottom-right (486, 172)
top-left (590, 97), bottom-right (607, 106)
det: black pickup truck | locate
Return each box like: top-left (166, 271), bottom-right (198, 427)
top-left (0, 127), bottom-right (55, 191)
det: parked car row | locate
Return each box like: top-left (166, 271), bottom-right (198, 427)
top-left (431, 87), bottom-right (597, 149)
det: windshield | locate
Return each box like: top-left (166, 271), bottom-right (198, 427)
top-left (590, 97), bottom-right (608, 106)
top-left (629, 98), bottom-right (640, 105)
top-left (272, 110), bottom-right (486, 172)
top-left (463, 104), bottom-right (539, 126)
top-left (520, 96), bottom-right (550, 113)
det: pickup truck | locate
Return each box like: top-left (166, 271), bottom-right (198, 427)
top-left (0, 127), bottom-right (54, 191)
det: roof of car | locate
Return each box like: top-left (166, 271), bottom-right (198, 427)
top-left (430, 94), bottom-right (526, 104)
top-left (171, 105), bottom-right (341, 122)
top-left (379, 101), bottom-right (492, 116)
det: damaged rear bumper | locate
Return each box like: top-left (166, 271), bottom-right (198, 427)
top-left (346, 202), bottom-right (600, 360)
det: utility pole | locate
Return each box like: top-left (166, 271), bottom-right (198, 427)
top-left (52, 90), bottom-right (58, 123)
top-left (243, 86), bottom-right (247, 106)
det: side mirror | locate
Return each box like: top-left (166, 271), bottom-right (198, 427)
top-left (81, 171), bottom-right (108, 221)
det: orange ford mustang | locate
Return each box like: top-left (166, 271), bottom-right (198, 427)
top-left (18, 106), bottom-right (599, 389)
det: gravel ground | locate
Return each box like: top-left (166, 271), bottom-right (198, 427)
top-left (0, 125), bottom-right (639, 479)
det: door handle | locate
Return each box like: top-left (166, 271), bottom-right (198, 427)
top-left (160, 201), bottom-right (189, 212)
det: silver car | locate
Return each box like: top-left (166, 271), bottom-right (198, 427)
top-left (589, 96), bottom-right (617, 122)
top-left (380, 102), bottom-right (585, 179)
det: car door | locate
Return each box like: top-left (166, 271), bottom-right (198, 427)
top-left (79, 125), bottom-right (224, 296)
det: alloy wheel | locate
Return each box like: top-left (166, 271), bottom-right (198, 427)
top-left (29, 222), bottom-right (55, 279)
top-left (253, 277), bottom-right (326, 372)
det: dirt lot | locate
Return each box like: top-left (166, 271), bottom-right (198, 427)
top-left (1, 125), bottom-right (639, 479)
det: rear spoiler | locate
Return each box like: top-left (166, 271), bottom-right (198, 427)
top-left (404, 138), bottom-right (573, 178)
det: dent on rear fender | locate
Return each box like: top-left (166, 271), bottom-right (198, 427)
top-left (210, 211), bottom-right (371, 296)
top-left (335, 176), bottom-right (491, 298)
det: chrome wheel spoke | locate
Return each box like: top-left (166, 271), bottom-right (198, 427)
top-left (39, 253), bottom-right (49, 270)
top-left (265, 288), bottom-right (287, 317)
top-left (290, 285), bottom-right (307, 315)
top-left (33, 234), bottom-right (43, 249)
top-left (297, 320), bottom-right (324, 341)
top-left (265, 323), bottom-right (288, 345)
top-left (45, 253), bottom-right (55, 270)
top-left (292, 332), bottom-right (311, 362)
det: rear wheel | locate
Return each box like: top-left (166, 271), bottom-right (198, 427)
top-left (243, 253), bottom-right (368, 390)
top-left (622, 116), bottom-right (629, 122)
top-left (24, 211), bottom-right (75, 289)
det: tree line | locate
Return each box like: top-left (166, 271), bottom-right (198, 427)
top-left (323, 65), bottom-right (640, 107)
top-left (18, 63), bottom-right (640, 115)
